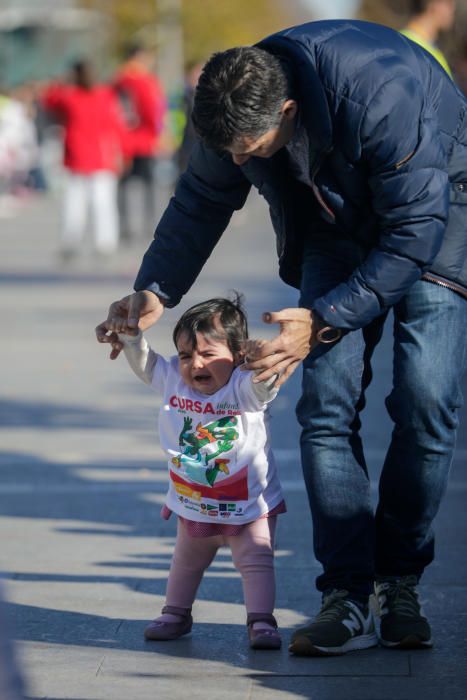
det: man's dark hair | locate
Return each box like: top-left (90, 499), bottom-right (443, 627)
top-left (173, 293), bottom-right (248, 356)
top-left (192, 47), bottom-right (290, 150)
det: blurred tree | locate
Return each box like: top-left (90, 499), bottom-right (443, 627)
top-left (181, 0), bottom-right (298, 65)
top-left (356, 0), bottom-right (407, 25)
top-left (78, 0), bottom-right (306, 65)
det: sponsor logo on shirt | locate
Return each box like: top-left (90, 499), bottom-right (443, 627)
top-left (174, 482), bottom-right (202, 501)
top-left (169, 395), bottom-right (241, 416)
top-left (219, 503), bottom-right (237, 512)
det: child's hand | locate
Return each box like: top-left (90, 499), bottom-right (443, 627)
top-left (96, 327), bottom-right (124, 361)
top-left (241, 339), bottom-right (267, 364)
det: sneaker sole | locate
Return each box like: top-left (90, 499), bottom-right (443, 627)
top-left (289, 632), bottom-right (378, 656)
top-left (379, 635), bottom-right (433, 650)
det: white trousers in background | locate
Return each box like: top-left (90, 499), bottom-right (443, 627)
top-left (62, 171), bottom-right (119, 254)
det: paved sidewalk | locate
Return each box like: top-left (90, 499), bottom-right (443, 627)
top-left (1, 190), bottom-right (466, 700)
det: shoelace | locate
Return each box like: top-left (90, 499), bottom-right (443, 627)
top-left (378, 576), bottom-right (422, 618)
top-left (315, 590), bottom-right (353, 623)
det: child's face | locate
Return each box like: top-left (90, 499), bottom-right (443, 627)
top-left (176, 331), bottom-right (238, 395)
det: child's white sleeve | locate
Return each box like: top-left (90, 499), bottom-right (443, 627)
top-left (251, 374), bottom-right (279, 404)
top-left (236, 368), bottom-right (279, 410)
top-left (118, 331), bottom-right (158, 385)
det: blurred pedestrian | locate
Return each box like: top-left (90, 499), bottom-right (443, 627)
top-left (96, 20), bottom-right (467, 656)
top-left (401, 0), bottom-right (456, 76)
top-left (0, 86), bottom-right (38, 216)
top-left (176, 63), bottom-right (203, 176)
top-left (9, 82), bottom-right (47, 195)
top-left (114, 43), bottom-right (167, 243)
top-left (42, 60), bottom-right (127, 259)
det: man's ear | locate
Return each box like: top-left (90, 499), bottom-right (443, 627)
top-left (282, 99), bottom-right (298, 121)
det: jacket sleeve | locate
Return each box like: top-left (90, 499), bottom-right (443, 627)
top-left (134, 143), bottom-right (251, 306)
top-left (313, 72), bottom-right (450, 330)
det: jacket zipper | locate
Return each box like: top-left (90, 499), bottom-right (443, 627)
top-left (310, 149), bottom-right (336, 221)
top-left (311, 182), bottom-right (336, 221)
top-left (422, 272), bottom-right (467, 299)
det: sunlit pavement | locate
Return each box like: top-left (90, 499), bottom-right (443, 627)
top-left (1, 187), bottom-right (466, 699)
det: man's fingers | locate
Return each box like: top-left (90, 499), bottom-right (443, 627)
top-left (263, 308), bottom-right (312, 325)
top-left (243, 337), bottom-right (286, 362)
top-left (244, 351), bottom-right (286, 371)
top-left (129, 290), bottom-right (165, 331)
top-left (105, 299), bottom-right (129, 333)
top-left (127, 293), bottom-right (145, 329)
top-left (253, 358), bottom-right (301, 386)
top-left (262, 310), bottom-right (283, 324)
top-left (250, 354), bottom-right (295, 382)
top-left (274, 360), bottom-right (300, 387)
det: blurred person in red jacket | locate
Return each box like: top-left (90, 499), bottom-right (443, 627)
top-left (43, 60), bottom-right (128, 259)
top-left (114, 43), bottom-right (167, 243)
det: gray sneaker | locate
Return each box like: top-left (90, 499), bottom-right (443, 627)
top-left (374, 575), bottom-right (433, 649)
top-left (289, 590), bottom-right (378, 656)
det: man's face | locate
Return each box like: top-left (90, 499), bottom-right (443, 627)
top-left (227, 99), bottom-right (297, 166)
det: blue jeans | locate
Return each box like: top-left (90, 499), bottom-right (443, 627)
top-left (297, 239), bottom-right (467, 600)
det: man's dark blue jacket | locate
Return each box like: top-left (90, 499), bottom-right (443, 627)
top-left (135, 20), bottom-right (467, 329)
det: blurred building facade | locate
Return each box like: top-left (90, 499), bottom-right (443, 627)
top-left (0, 0), bottom-right (110, 87)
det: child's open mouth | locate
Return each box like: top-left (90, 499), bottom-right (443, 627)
top-left (194, 374), bottom-right (211, 383)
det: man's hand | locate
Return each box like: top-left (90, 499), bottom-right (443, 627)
top-left (243, 308), bottom-right (317, 387)
top-left (95, 290), bottom-right (164, 360)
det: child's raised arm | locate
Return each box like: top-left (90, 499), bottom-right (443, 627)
top-left (117, 331), bottom-right (158, 385)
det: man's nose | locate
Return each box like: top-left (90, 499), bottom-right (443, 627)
top-left (232, 153), bottom-right (250, 166)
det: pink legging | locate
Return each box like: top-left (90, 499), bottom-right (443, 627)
top-left (165, 516), bottom-right (277, 615)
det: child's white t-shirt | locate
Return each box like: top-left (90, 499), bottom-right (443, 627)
top-left (120, 333), bottom-right (284, 525)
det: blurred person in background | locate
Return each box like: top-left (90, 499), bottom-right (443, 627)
top-left (114, 43), bottom-right (167, 243)
top-left (0, 89), bottom-right (20, 217)
top-left (23, 81), bottom-right (50, 193)
top-left (175, 62), bottom-right (204, 176)
top-left (10, 83), bottom-right (47, 195)
top-left (42, 60), bottom-right (128, 260)
top-left (97, 20), bottom-right (467, 657)
top-left (0, 86), bottom-right (38, 217)
top-left (401, 0), bottom-right (456, 76)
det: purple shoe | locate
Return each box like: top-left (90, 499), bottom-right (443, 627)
top-left (144, 605), bottom-right (193, 641)
top-left (247, 612), bottom-right (282, 650)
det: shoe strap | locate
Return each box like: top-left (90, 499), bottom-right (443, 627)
top-left (161, 605), bottom-right (192, 618)
top-left (246, 612), bottom-right (278, 629)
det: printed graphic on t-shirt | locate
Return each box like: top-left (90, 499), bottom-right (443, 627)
top-left (152, 358), bottom-right (282, 523)
top-left (169, 414), bottom-right (249, 504)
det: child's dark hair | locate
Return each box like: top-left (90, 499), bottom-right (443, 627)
top-left (173, 293), bottom-right (248, 356)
